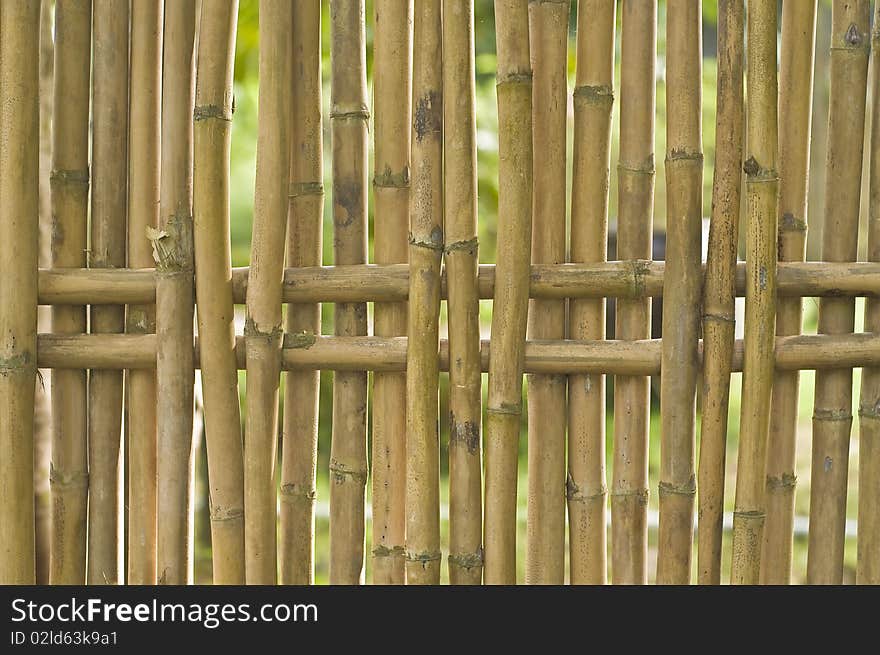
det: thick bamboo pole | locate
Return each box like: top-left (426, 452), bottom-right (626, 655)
top-left (280, 0), bottom-right (324, 586)
top-left (244, 0), bottom-right (293, 585)
top-left (484, 0), bottom-right (532, 585)
top-left (612, 0), bottom-right (655, 585)
top-left (443, 0), bottom-right (482, 586)
top-left (525, 0), bottom-right (567, 586)
top-left (807, 0), bottom-right (870, 585)
top-left (328, 0), bottom-right (370, 585)
top-left (49, 0), bottom-right (91, 586)
top-left (127, 0), bottom-right (161, 586)
top-left (371, 0), bottom-right (411, 586)
top-left (657, 0), bottom-right (703, 586)
top-left (760, 0), bottom-right (816, 585)
top-left (697, 0), bottom-right (744, 585)
top-left (731, 0), bottom-right (779, 585)
top-left (193, 0), bottom-right (245, 585)
top-left (0, 0), bottom-right (41, 585)
top-left (156, 0), bottom-right (197, 585)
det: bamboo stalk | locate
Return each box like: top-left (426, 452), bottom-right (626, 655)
top-left (280, 0), bottom-right (324, 586)
top-left (525, 0), bottom-right (568, 586)
top-left (328, 0), bottom-right (370, 585)
top-left (760, 0), bottom-right (816, 585)
top-left (405, 0), bottom-right (443, 586)
top-left (48, 0), bottom-right (91, 586)
top-left (807, 0), bottom-right (870, 585)
top-left (244, 0), bottom-right (293, 585)
top-left (443, 0), bottom-right (482, 586)
top-left (0, 0), bottom-right (41, 585)
top-left (156, 0), bottom-right (197, 585)
top-left (612, 0), bottom-right (656, 585)
top-left (657, 0), bottom-right (703, 586)
top-left (193, 0), bottom-right (245, 585)
top-left (484, 0), bottom-right (532, 585)
top-left (371, 0), bottom-right (411, 585)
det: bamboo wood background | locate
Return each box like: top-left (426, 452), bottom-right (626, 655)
top-left (1, 0), bottom-right (879, 585)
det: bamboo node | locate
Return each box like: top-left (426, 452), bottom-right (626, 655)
top-left (573, 84), bottom-right (614, 106)
top-left (289, 181), bottom-right (324, 198)
top-left (329, 460), bottom-right (368, 485)
top-left (147, 216), bottom-right (193, 273)
top-left (409, 230), bottom-right (444, 252)
top-left (404, 549), bottom-right (442, 564)
top-left (496, 71), bottom-right (532, 87)
top-left (279, 483), bottom-right (316, 501)
top-left (448, 549), bottom-right (484, 570)
top-left (372, 544), bottom-right (405, 558)
top-left (779, 212), bottom-right (807, 234)
top-left (742, 156), bottom-right (777, 182)
top-left (445, 236), bottom-right (478, 255)
top-left (618, 154), bottom-right (655, 176)
top-left (0, 351), bottom-right (34, 373)
top-left (609, 488), bottom-right (649, 504)
top-left (666, 148), bottom-right (703, 164)
top-left (658, 479), bottom-right (696, 497)
top-left (628, 259), bottom-right (652, 297)
top-left (243, 316), bottom-right (283, 340)
top-left (813, 408), bottom-right (852, 422)
top-left (373, 165), bottom-right (410, 189)
top-left (414, 90), bottom-right (442, 142)
top-left (732, 510), bottom-right (765, 520)
top-left (48, 463), bottom-right (88, 490)
top-left (703, 312), bottom-right (735, 325)
top-left (330, 107), bottom-right (370, 121)
top-left (193, 104), bottom-right (232, 122)
top-left (858, 402), bottom-right (880, 419)
top-left (210, 506), bottom-right (244, 522)
top-left (487, 403), bottom-right (521, 417)
top-left (49, 168), bottom-right (89, 186)
top-left (566, 474), bottom-right (607, 502)
top-left (766, 472), bottom-right (797, 491)
top-left (285, 331), bottom-right (318, 349)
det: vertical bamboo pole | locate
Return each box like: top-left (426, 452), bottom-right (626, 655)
top-left (371, 0), bottom-right (411, 585)
top-left (405, 0), bottom-right (443, 586)
top-left (657, 0), bottom-right (703, 586)
top-left (697, 0), bottom-right (744, 585)
top-left (0, 0), bottom-right (41, 585)
top-left (807, 0), bottom-right (870, 585)
top-left (156, 0), bottom-right (197, 585)
top-left (127, 0), bottom-right (161, 586)
top-left (484, 0), bottom-right (532, 585)
top-left (329, 0), bottom-right (369, 585)
top-left (444, 0), bottom-right (483, 586)
top-left (193, 0), bottom-right (245, 585)
top-left (760, 0), bottom-right (816, 585)
top-left (525, 0), bottom-right (567, 586)
top-left (612, 0), bottom-right (655, 585)
top-left (244, 0), bottom-right (293, 585)
top-left (88, 0), bottom-right (130, 585)
top-left (49, 0), bottom-right (91, 586)
top-left (280, 0), bottom-right (324, 586)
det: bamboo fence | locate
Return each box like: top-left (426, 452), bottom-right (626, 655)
top-left (1, 0), bottom-right (878, 586)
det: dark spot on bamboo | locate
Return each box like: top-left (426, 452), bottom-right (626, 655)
top-left (414, 90), bottom-right (442, 142)
top-left (743, 156), bottom-right (760, 177)
top-left (824, 456), bottom-right (833, 473)
top-left (334, 181), bottom-right (362, 228)
top-left (759, 265), bottom-right (767, 290)
top-left (845, 23), bottom-right (862, 47)
top-left (450, 414), bottom-right (480, 454)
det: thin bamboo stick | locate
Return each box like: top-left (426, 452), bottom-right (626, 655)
top-left (525, 0), bottom-right (567, 586)
top-left (0, 0), bottom-right (41, 585)
top-left (244, 0), bottom-right (293, 585)
top-left (328, 0), bottom-right (370, 585)
top-left (405, 0), bottom-right (443, 586)
top-left (657, 0), bottom-right (703, 586)
top-left (48, 0), bottom-right (91, 586)
top-left (156, 0), bottom-right (197, 585)
top-left (760, 0), bottom-right (816, 585)
top-left (484, 0), bottom-right (532, 585)
top-left (193, 0), bottom-right (245, 585)
top-left (280, 0), bottom-right (324, 586)
top-left (612, 0), bottom-right (656, 585)
top-left (443, 0), bottom-right (482, 586)
top-left (371, 0), bottom-right (411, 586)
top-left (807, 0), bottom-right (870, 585)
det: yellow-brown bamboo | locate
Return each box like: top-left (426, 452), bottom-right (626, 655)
top-left (443, 0), bottom-right (483, 586)
top-left (0, 0), bottom-right (41, 585)
top-left (193, 0), bottom-right (245, 585)
top-left (807, 0), bottom-right (870, 585)
top-left (484, 0), bottom-right (532, 585)
top-left (612, 0), bottom-right (655, 585)
top-left (657, 0), bottom-right (703, 586)
top-left (49, 0), bottom-right (91, 586)
top-left (760, 0), bottom-right (816, 585)
top-left (280, 0), bottom-right (324, 586)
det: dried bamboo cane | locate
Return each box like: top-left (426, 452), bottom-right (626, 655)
top-left (760, 0), bottom-right (816, 585)
top-left (807, 0), bottom-right (870, 585)
top-left (49, 0), bottom-right (91, 586)
top-left (484, 0), bottom-right (532, 585)
top-left (88, 0), bottom-right (129, 585)
top-left (193, 0), bottom-right (245, 585)
top-left (0, 0), bottom-right (41, 585)
top-left (156, 0), bottom-right (197, 585)
top-left (443, 0), bottom-right (483, 586)
top-left (657, 0), bottom-right (703, 586)
top-left (371, 0), bottom-right (411, 585)
top-left (405, 0), bottom-right (443, 586)
top-left (612, 0), bottom-right (655, 585)
top-left (244, 0), bottom-right (293, 585)
top-left (127, 0), bottom-right (162, 586)
top-left (525, 0), bottom-right (567, 586)
top-left (696, 0), bottom-right (744, 585)
top-left (328, 0), bottom-right (370, 585)
top-left (280, 0), bottom-right (324, 586)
